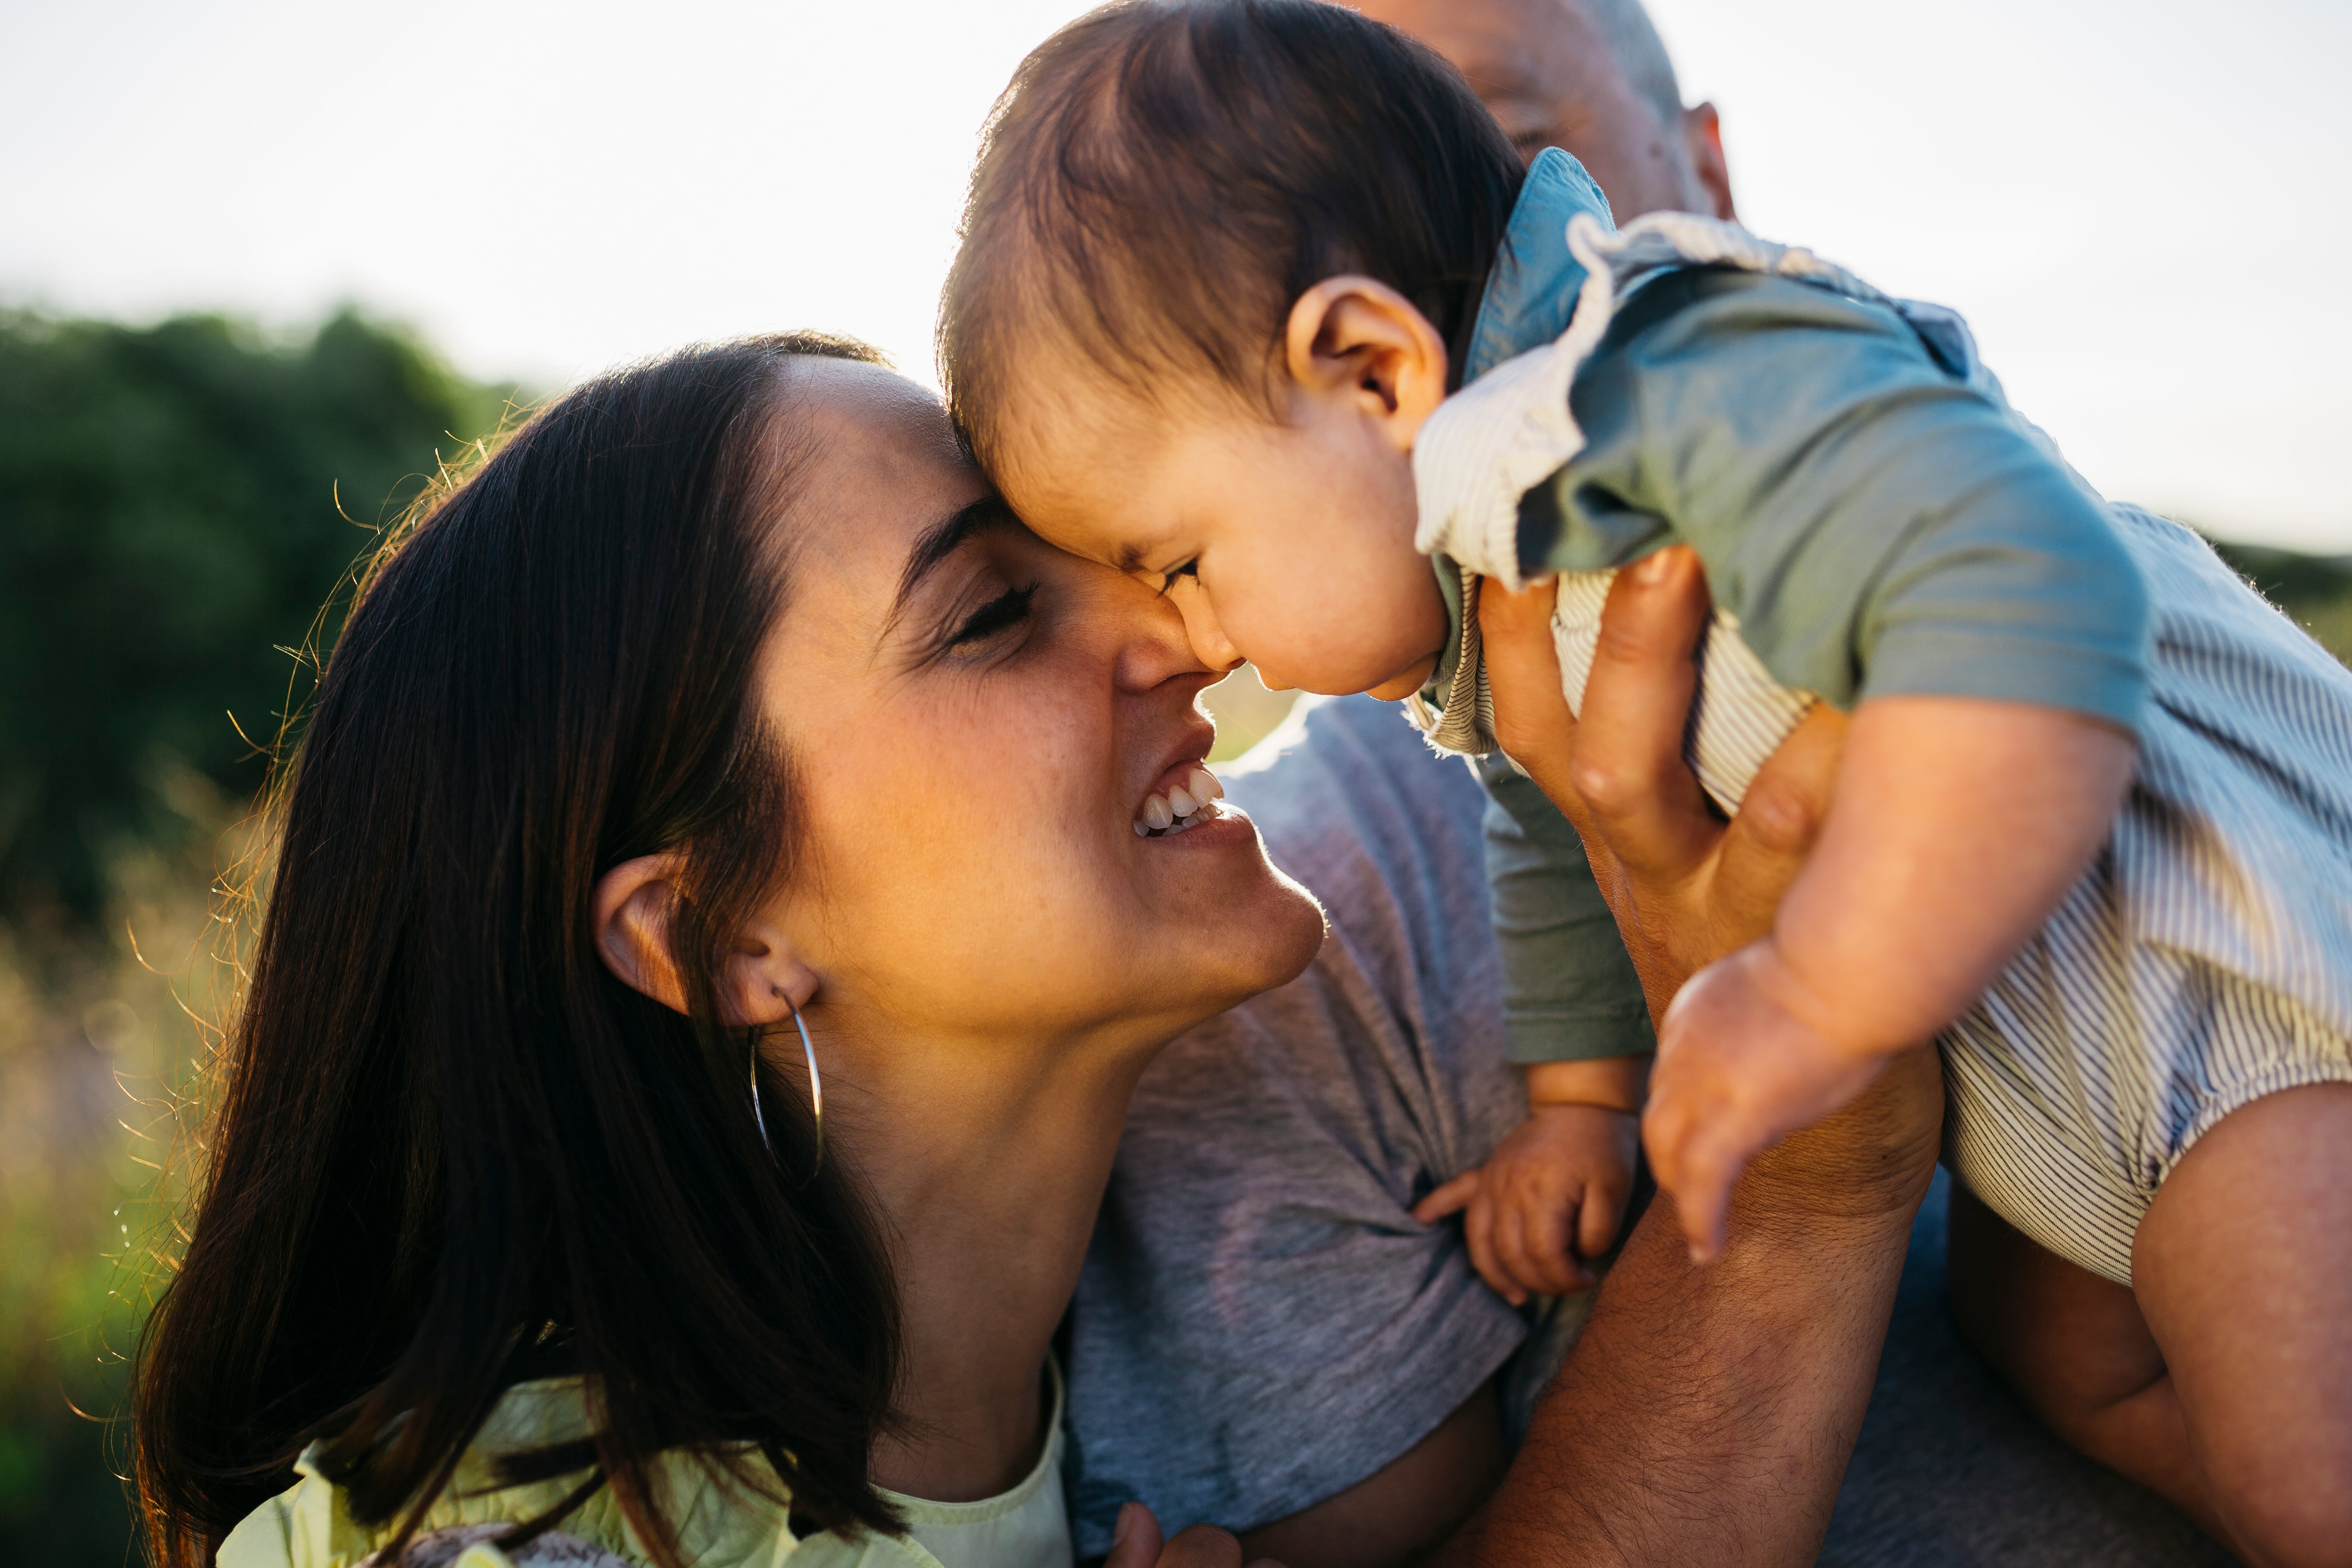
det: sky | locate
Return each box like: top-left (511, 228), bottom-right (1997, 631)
top-left (4, 0), bottom-right (2346, 549)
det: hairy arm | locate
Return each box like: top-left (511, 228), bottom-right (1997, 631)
top-left (1439, 1049), bottom-right (1939, 1568)
top-left (1440, 561), bottom-right (1938, 1566)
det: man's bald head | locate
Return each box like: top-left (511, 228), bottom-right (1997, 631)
top-left (1348, 0), bottom-right (1735, 222)
top-left (1581, 0), bottom-right (1684, 136)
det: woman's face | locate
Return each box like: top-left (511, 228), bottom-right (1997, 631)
top-left (755, 358), bottom-right (1324, 1057)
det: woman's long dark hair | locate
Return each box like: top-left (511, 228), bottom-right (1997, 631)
top-left (132, 334), bottom-right (904, 1566)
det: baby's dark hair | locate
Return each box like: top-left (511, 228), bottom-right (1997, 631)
top-left (938, 0), bottom-right (1524, 474)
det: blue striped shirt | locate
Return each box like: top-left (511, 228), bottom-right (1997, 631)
top-left (1409, 154), bottom-right (2352, 1281)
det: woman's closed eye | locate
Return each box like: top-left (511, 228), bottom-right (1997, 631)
top-left (1159, 559), bottom-right (1198, 596)
top-left (947, 581), bottom-right (1038, 649)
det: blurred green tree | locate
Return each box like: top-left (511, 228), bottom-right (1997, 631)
top-left (0, 308), bottom-right (511, 924)
top-left (0, 308), bottom-right (509, 1566)
top-left (2212, 540), bottom-right (2352, 664)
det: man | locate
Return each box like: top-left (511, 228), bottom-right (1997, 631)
top-left (1364, 8), bottom-right (2322, 1563)
top-left (1065, 4), bottom-right (2241, 1565)
top-left (1356, 0), bottom-right (1734, 224)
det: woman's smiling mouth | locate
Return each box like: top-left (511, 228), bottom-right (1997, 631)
top-left (1135, 763), bottom-right (1226, 836)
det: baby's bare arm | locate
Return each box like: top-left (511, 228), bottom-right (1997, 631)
top-left (1764, 694), bottom-right (2136, 1057)
top-left (1523, 1054), bottom-right (1649, 1113)
top-left (1644, 695), bottom-right (2137, 1260)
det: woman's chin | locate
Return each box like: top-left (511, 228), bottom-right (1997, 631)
top-left (1168, 816), bottom-right (1325, 987)
top-left (1255, 874), bottom-right (1329, 988)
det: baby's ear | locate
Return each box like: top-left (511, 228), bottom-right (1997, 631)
top-left (1283, 276), bottom-right (1449, 448)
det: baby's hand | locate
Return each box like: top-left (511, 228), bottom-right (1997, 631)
top-left (1644, 940), bottom-right (1891, 1265)
top-left (1414, 1099), bottom-right (1638, 1306)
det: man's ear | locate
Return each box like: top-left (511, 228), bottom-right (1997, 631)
top-left (1282, 276), bottom-right (1449, 451)
top-left (592, 855), bottom-right (819, 1027)
top-left (1682, 102), bottom-right (1737, 222)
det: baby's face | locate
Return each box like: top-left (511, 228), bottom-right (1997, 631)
top-left (992, 374), bottom-right (1449, 700)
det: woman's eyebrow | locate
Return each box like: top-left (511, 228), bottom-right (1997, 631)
top-left (887, 495), bottom-right (1016, 628)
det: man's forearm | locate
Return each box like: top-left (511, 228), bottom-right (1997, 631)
top-left (1441, 1051), bottom-right (1939, 1567)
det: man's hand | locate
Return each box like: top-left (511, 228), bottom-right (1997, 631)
top-left (1478, 549), bottom-right (1846, 1008)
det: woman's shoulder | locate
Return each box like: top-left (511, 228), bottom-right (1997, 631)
top-left (215, 1378), bottom-right (914, 1568)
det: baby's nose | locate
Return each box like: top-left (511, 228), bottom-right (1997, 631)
top-left (1175, 593), bottom-right (1243, 673)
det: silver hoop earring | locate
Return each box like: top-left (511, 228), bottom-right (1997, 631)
top-left (748, 1030), bottom-right (773, 1157)
top-left (749, 996), bottom-right (824, 1179)
top-left (787, 994), bottom-right (824, 1176)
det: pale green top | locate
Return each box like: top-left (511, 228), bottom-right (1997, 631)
top-left (220, 1366), bottom-right (1072, 1568)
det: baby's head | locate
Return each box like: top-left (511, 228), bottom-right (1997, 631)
top-left (938, 0), bottom-right (1523, 698)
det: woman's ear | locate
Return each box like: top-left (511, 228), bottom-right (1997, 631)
top-left (715, 917), bottom-right (820, 1030)
top-left (592, 856), bottom-right (819, 1027)
top-left (594, 855), bottom-right (690, 1013)
top-left (1282, 275), bottom-right (1449, 450)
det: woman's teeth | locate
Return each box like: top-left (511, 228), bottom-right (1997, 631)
top-left (1134, 765), bottom-right (1227, 837)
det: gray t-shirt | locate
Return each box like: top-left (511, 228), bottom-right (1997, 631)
top-left (1059, 695), bottom-right (1547, 1553)
top-left (1057, 693), bottom-right (2253, 1567)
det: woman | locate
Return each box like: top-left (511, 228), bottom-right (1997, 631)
top-left (135, 333), bottom-right (1935, 1568)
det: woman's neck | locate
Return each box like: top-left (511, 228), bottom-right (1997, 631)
top-left (814, 1020), bottom-right (1151, 1503)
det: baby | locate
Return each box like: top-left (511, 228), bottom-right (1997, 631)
top-left (940, 1), bottom-right (2352, 1547)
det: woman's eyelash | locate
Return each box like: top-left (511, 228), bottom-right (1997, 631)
top-left (948, 582), bottom-right (1038, 647)
top-left (1159, 559), bottom-right (1199, 595)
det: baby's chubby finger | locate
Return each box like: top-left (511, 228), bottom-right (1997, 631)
top-left (1411, 1170), bottom-right (1482, 1225)
top-left (1653, 1099), bottom-right (1764, 1265)
top-left (1575, 1180), bottom-right (1627, 1264)
top-left (1515, 1194), bottom-right (1590, 1297)
top-left (1639, 1081), bottom-right (1695, 1195)
top-left (1492, 1203), bottom-right (1534, 1306)
top-left (1464, 1190), bottom-right (1506, 1299)
top-left (1642, 1091), bottom-right (1728, 1261)
top-left (1671, 1144), bottom-right (1738, 1265)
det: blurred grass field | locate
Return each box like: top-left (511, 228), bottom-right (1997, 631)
top-left (3, 303), bottom-right (2347, 1563)
top-left (0, 783), bottom-right (244, 1562)
top-left (1204, 667), bottom-right (1305, 762)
